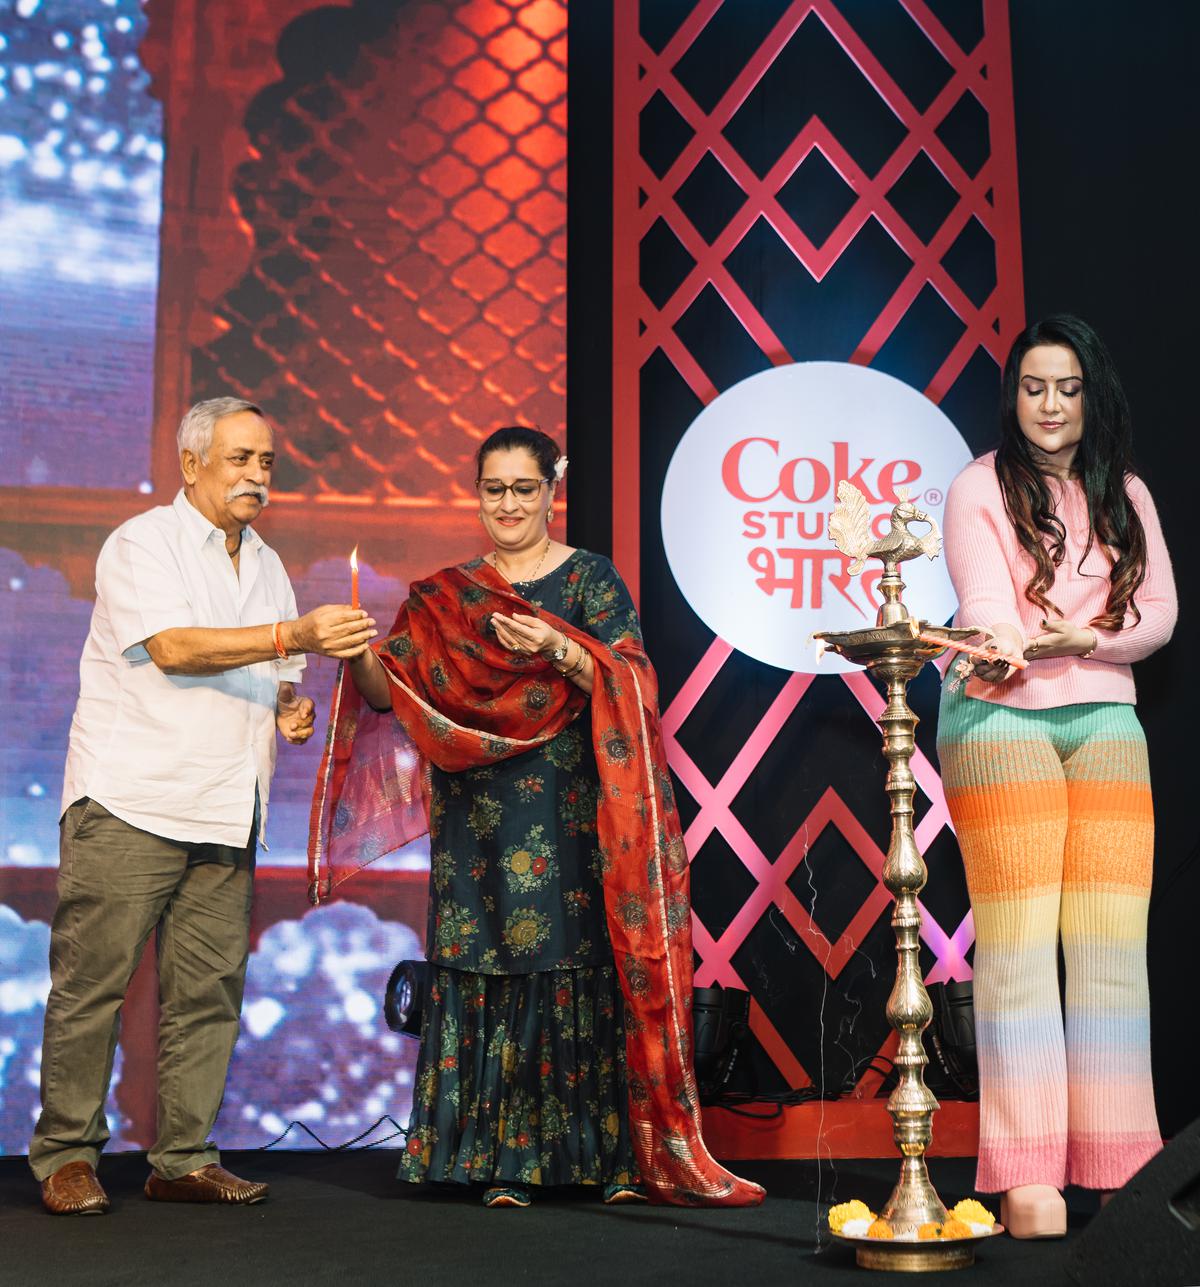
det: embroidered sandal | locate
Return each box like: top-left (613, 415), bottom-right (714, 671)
top-left (482, 1184), bottom-right (532, 1209)
top-left (603, 1183), bottom-right (648, 1205)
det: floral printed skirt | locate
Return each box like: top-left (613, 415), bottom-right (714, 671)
top-left (400, 964), bottom-right (638, 1189)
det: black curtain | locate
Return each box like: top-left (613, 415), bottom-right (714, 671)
top-left (1011, 0), bottom-right (1199, 1138)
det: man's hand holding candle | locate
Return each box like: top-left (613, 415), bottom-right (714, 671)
top-left (282, 605), bottom-right (376, 658)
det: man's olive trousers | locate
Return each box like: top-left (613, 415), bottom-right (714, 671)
top-left (29, 798), bottom-right (255, 1181)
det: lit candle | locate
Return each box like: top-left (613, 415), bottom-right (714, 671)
top-left (916, 631), bottom-right (1028, 670)
top-left (350, 546), bottom-right (359, 610)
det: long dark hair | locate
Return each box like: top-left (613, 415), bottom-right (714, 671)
top-left (475, 426), bottom-right (561, 481)
top-left (996, 314), bottom-right (1146, 630)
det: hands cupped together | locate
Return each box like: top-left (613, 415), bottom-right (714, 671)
top-left (491, 612), bottom-right (562, 658)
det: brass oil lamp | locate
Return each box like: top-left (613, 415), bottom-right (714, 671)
top-left (814, 482), bottom-right (983, 1271)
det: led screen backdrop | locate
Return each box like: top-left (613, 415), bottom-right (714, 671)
top-left (0, 0), bottom-right (566, 1153)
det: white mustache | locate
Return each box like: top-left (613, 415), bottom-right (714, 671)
top-left (226, 484), bottom-right (269, 506)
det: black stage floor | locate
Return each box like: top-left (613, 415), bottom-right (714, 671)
top-left (0, 1152), bottom-right (1099, 1287)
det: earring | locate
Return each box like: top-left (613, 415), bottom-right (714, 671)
top-left (547, 506), bottom-right (555, 523)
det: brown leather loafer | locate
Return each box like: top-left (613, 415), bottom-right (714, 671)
top-left (145, 1163), bottom-right (269, 1205)
top-left (41, 1160), bottom-right (109, 1215)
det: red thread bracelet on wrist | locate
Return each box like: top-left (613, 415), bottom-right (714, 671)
top-left (272, 621), bottom-right (289, 660)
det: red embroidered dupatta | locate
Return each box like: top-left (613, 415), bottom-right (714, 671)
top-left (309, 560), bottom-right (763, 1207)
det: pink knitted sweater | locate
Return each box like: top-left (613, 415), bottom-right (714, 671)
top-left (942, 452), bottom-right (1177, 708)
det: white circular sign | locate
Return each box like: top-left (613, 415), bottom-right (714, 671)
top-left (660, 362), bottom-right (973, 674)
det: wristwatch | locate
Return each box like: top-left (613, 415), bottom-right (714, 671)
top-left (547, 634), bottom-right (569, 664)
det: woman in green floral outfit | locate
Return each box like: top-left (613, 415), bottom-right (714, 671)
top-left (347, 428), bottom-right (643, 1207)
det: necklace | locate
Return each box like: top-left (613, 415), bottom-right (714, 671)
top-left (492, 537), bottom-right (552, 584)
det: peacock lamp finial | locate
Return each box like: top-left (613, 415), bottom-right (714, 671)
top-left (827, 481), bottom-right (942, 626)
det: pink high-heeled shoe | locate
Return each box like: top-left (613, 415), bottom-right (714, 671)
top-left (1000, 1185), bottom-right (1067, 1239)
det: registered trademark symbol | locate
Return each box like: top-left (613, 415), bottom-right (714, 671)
top-left (924, 488), bottom-right (943, 505)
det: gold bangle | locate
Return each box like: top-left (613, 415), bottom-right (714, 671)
top-left (563, 642), bottom-right (588, 679)
top-left (1081, 628), bottom-right (1098, 659)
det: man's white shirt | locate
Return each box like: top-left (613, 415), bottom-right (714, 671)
top-left (61, 490), bottom-right (305, 846)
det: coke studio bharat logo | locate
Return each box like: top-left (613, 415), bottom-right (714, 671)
top-left (661, 363), bottom-right (972, 674)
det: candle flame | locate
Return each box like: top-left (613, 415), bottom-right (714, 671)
top-left (349, 545), bottom-right (358, 571)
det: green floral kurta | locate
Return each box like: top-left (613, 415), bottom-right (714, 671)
top-left (425, 550), bottom-right (640, 976)
top-left (402, 550), bottom-right (643, 1189)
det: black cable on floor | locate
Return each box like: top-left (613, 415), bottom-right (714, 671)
top-left (706, 1053), bottom-right (896, 1116)
top-left (257, 1115), bottom-right (409, 1151)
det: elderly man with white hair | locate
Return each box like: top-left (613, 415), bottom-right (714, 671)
top-left (31, 397), bottom-right (376, 1215)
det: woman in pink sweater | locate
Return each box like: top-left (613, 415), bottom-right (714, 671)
top-left (937, 315), bottom-right (1177, 1238)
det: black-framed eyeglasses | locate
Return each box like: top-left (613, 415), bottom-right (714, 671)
top-left (476, 478), bottom-right (549, 503)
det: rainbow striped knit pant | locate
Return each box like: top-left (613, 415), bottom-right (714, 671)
top-left (937, 686), bottom-right (1162, 1193)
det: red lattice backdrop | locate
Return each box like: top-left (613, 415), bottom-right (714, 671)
top-left (145, 0), bottom-right (567, 579)
top-left (612, 0), bottom-right (1025, 1157)
top-left (189, 0), bottom-right (567, 502)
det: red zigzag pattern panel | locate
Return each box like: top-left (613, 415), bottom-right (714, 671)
top-left (612, 0), bottom-right (1024, 1108)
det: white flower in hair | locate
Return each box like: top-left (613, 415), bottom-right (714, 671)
top-left (553, 456), bottom-right (568, 481)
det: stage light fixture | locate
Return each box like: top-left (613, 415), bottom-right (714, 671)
top-left (383, 960), bottom-right (429, 1038)
top-left (693, 984), bottom-right (751, 1104)
top-left (926, 980), bottom-right (978, 1099)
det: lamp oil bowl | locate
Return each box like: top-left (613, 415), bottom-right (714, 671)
top-left (829, 1222), bottom-right (1003, 1273)
top-left (814, 483), bottom-right (983, 1272)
